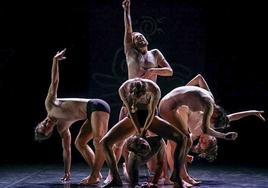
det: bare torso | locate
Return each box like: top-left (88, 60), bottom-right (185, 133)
top-left (45, 97), bottom-right (89, 132)
top-left (126, 49), bottom-right (159, 82)
top-left (160, 86), bottom-right (214, 112)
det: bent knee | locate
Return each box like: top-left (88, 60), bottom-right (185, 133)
top-left (75, 138), bottom-right (87, 150)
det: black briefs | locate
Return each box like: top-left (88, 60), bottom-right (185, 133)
top-left (87, 99), bottom-right (111, 119)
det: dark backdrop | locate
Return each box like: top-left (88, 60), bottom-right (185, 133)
top-left (0, 0), bottom-right (267, 167)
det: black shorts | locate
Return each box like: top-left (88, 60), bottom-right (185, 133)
top-left (87, 99), bottom-right (111, 119)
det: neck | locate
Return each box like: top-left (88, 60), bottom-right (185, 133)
top-left (138, 47), bottom-right (148, 54)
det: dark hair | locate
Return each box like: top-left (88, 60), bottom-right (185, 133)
top-left (126, 135), bottom-right (151, 156)
top-left (130, 80), bottom-right (146, 98)
top-left (213, 105), bottom-right (229, 130)
top-left (34, 125), bottom-right (52, 142)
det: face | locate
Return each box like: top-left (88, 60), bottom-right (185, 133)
top-left (36, 117), bottom-right (55, 137)
top-left (198, 134), bottom-right (212, 150)
top-left (132, 33), bottom-right (148, 48)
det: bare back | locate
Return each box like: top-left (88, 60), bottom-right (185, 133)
top-left (160, 86), bottom-right (214, 112)
top-left (45, 96), bottom-right (89, 125)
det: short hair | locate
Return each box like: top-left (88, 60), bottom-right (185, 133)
top-left (213, 105), bottom-right (229, 130)
top-left (198, 137), bottom-right (218, 162)
top-left (34, 125), bottom-right (52, 142)
top-left (126, 135), bottom-right (151, 157)
top-left (130, 80), bottom-right (147, 98)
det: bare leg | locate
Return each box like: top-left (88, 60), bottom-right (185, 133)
top-left (81, 111), bottom-right (109, 185)
top-left (149, 116), bottom-right (188, 188)
top-left (74, 120), bottom-right (97, 184)
top-left (105, 106), bottom-right (128, 184)
top-left (101, 117), bottom-right (135, 187)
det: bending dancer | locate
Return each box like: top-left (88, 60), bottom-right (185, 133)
top-left (160, 74), bottom-right (265, 186)
top-left (101, 78), bottom-right (187, 188)
top-left (124, 135), bottom-right (166, 187)
top-left (35, 49), bottom-right (110, 185)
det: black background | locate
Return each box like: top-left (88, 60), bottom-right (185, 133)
top-left (0, 0), bottom-right (267, 167)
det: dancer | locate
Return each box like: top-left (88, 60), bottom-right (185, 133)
top-left (160, 74), bottom-right (265, 186)
top-left (35, 49), bottom-right (110, 185)
top-left (124, 135), bottom-right (165, 187)
top-left (104, 0), bottom-right (174, 184)
top-left (101, 78), bottom-right (187, 188)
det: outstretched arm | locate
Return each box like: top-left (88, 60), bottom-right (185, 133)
top-left (227, 110), bottom-right (265, 122)
top-left (46, 49), bottom-right (66, 101)
top-left (123, 0), bottom-right (133, 54)
top-left (186, 74), bottom-right (210, 91)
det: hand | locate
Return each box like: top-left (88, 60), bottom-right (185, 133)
top-left (254, 110), bottom-right (265, 121)
top-left (61, 172), bottom-right (71, 182)
top-left (186, 154), bottom-right (194, 163)
top-left (122, 0), bottom-right (130, 9)
top-left (140, 68), bottom-right (156, 80)
top-left (54, 48), bottom-right (67, 61)
top-left (224, 132), bottom-right (238, 140)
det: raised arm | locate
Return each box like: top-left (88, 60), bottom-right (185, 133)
top-left (186, 74), bottom-right (210, 91)
top-left (227, 110), bottom-right (265, 122)
top-left (122, 0), bottom-right (133, 53)
top-left (46, 49), bottom-right (66, 101)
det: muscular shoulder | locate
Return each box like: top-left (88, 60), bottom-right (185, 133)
top-left (150, 49), bottom-right (162, 56)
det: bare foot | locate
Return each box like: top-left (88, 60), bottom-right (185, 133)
top-left (157, 177), bottom-right (173, 185)
top-left (183, 175), bottom-right (201, 186)
top-left (80, 173), bottom-right (103, 185)
top-left (102, 179), bottom-right (123, 188)
top-left (122, 162), bottom-right (130, 182)
top-left (103, 172), bottom-right (113, 184)
top-left (182, 179), bottom-right (193, 188)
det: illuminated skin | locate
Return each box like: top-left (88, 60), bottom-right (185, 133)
top-left (105, 0), bottom-right (173, 184)
top-left (162, 74), bottom-right (265, 186)
top-left (101, 78), bottom-right (187, 188)
top-left (123, 135), bottom-right (165, 187)
top-left (35, 49), bottom-right (109, 185)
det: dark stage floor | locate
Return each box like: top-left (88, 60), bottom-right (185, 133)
top-left (0, 163), bottom-right (267, 188)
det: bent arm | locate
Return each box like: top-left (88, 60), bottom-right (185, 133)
top-left (123, 0), bottom-right (133, 53)
top-left (186, 74), bottom-right (210, 91)
top-left (148, 49), bottom-right (173, 77)
top-left (227, 110), bottom-right (265, 122)
top-left (142, 84), bottom-right (161, 135)
top-left (119, 83), bottom-right (142, 134)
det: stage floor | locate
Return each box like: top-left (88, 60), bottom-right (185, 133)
top-left (0, 163), bottom-right (267, 188)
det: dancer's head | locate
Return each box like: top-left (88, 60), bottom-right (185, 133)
top-left (132, 32), bottom-right (149, 49)
top-left (192, 134), bottom-right (218, 162)
top-left (211, 105), bottom-right (229, 130)
top-left (35, 117), bottom-right (56, 141)
top-left (126, 135), bottom-right (151, 157)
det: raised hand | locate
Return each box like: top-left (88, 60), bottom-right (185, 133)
top-left (122, 0), bottom-right (130, 9)
top-left (254, 110), bottom-right (265, 121)
top-left (54, 48), bottom-right (67, 61)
